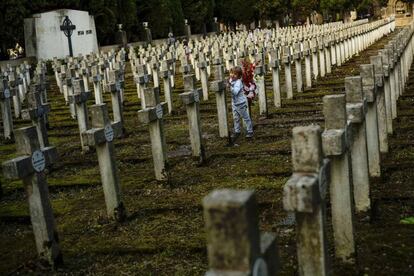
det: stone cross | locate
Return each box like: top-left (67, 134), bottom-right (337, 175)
top-left (160, 60), bottom-right (173, 114)
top-left (345, 76), bottom-right (371, 213)
top-left (138, 87), bottom-right (169, 181)
top-left (210, 58), bottom-right (230, 139)
top-left (303, 40), bottom-right (312, 89)
top-left (197, 54), bottom-right (209, 100)
top-left (311, 38), bottom-right (319, 80)
top-left (134, 64), bottom-right (151, 108)
top-left (270, 49), bottom-right (282, 108)
top-left (21, 84), bottom-right (51, 148)
top-left (330, 34), bottom-right (337, 66)
top-left (383, 45), bottom-right (397, 120)
top-left (378, 48), bottom-right (394, 134)
top-left (106, 70), bottom-right (125, 133)
top-left (64, 68), bottom-right (77, 119)
top-left (283, 125), bottom-right (330, 276)
top-left (2, 126), bottom-right (62, 266)
top-left (370, 56), bottom-right (389, 154)
top-left (89, 65), bottom-right (104, 104)
top-left (7, 70), bottom-right (22, 118)
top-left (180, 74), bottom-right (205, 163)
top-left (318, 37), bottom-right (326, 78)
top-left (0, 77), bottom-right (14, 141)
top-left (360, 64), bottom-right (381, 177)
top-left (324, 36), bottom-right (332, 74)
top-left (16, 67), bottom-right (27, 102)
top-left (150, 57), bottom-right (160, 88)
top-left (255, 64), bottom-right (268, 117)
top-left (321, 94), bottom-right (356, 263)
top-left (293, 42), bottom-right (303, 93)
top-left (80, 64), bottom-right (90, 94)
top-left (203, 189), bottom-right (279, 275)
top-left (82, 104), bottom-right (126, 221)
top-left (69, 78), bottom-right (91, 152)
top-left (24, 61), bottom-right (31, 85)
top-left (60, 16), bottom-right (76, 57)
top-left (283, 46), bottom-right (294, 99)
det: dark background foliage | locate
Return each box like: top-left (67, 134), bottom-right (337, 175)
top-left (0, 0), bottom-right (388, 59)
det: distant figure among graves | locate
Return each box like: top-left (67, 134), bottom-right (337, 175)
top-left (228, 66), bottom-right (253, 139)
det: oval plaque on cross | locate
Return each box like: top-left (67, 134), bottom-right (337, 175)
top-left (252, 258), bottom-right (268, 276)
top-left (193, 90), bottom-right (200, 102)
top-left (104, 125), bottom-right (114, 142)
top-left (32, 150), bottom-right (46, 173)
top-left (156, 104), bottom-right (163, 119)
top-left (4, 88), bottom-right (11, 99)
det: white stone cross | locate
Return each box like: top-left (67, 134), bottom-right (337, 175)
top-left (138, 87), bottom-right (169, 181)
top-left (82, 104), bottom-right (126, 221)
top-left (284, 125), bottom-right (331, 276)
top-left (2, 126), bottom-right (62, 266)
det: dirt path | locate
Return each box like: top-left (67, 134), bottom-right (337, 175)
top-left (0, 30), bottom-right (413, 275)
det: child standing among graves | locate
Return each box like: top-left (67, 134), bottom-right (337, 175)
top-left (241, 57), bottom-right (257, 114)
top-left (229, 66), bottom-right (253, 139)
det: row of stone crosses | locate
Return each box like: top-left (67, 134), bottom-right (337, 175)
top-left (0, 15), bottom-right (407, 274)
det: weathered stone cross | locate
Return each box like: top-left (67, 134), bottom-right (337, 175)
top-left (0, 77), bottom-right (14, 141)
top-left (22, 84), bottom-right (51, 148)
top-left (69, 78), bottom-right (91, 152)
top-left (180, 74), bottom-right (205, 163)
top-left (82, 104), bottom-right (126, 221)
top-left (138, 87), bottom-right (169, 181)
top-left (203, 189), bottom-right (279, 275)
top-left (284, 125), bottom-right (331, 275)
top-left (2, 126), bottom-right (62, 266)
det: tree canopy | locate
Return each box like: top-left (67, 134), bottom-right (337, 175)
top-left (0, 0), bottom-right (388, 59)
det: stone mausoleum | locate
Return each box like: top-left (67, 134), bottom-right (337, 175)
top-left (24, 9), bottom-right (99, 60)
top-left (386, 0), bottom-right (414, 26)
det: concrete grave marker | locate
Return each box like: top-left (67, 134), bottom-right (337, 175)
top-left (82, 104), bottom-right (126, 221)
top-left (2, 126), bottom-right (62, 266)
